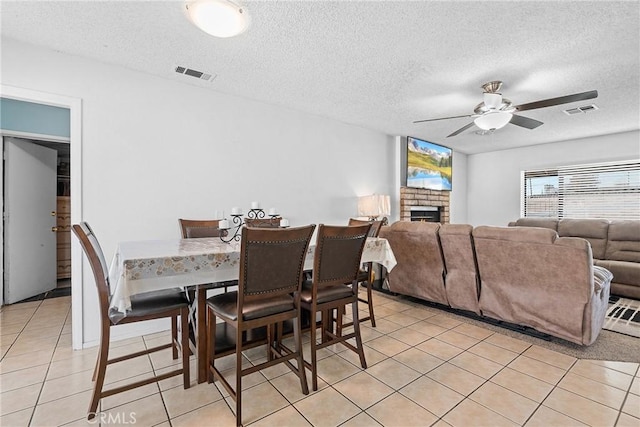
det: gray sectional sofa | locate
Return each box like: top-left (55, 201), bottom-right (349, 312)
top-left (379, 221), bottom-right (614, 345)
top-left (510, 218), bottom-right (640, 299)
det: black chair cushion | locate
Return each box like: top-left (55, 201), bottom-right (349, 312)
top-left (300, 280), bottom-right (353, 304)
top-left (111, 288), bottom-right (189, 322)
top-left (207, 291), bottom-right (295, 321)
top-left (182, 280), bottom-right (239, 292)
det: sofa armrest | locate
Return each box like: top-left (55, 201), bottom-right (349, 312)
top-left (593, 265), bottom-right (613, 294)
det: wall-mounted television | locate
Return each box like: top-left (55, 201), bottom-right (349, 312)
top-left (405, 136), bottom-right (452, 191)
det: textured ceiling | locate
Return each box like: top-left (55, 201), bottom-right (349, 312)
top-left (1, 1), bottom-right (639, 154)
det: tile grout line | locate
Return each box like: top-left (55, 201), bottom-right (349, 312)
top-left (612, 362), bottom-right (640, 426)
top-left (30, 299), bottom-right (71, 426)
top-left (0, 300), bottom-right (44, 364)
top-left (518, 357), bottom-right (582, 427)
top-left (354, 301), bottom-right (612, 427)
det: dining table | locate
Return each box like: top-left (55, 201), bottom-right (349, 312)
top-left (108, 236), bottom-right (397, 383)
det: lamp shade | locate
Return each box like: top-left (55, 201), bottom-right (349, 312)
top-left (474, 111), bottom-right (513, 131)
top-left (186, 0), bottom-right (250, 38)
top-left (358, 194), bottom-right (391, 218)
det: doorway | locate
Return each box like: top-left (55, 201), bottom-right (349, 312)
top-left (0, 85), bottom-right (82, 349)
top-left (2, 137), bottom-right (72, 302)
top-left (2, 136), bottom-right (71, 303)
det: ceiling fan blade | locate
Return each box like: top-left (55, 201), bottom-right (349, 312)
top-left (413, 114), bottom-right (473, 124)
top-left (447, 122), bottom-right (475, 137)
top-left (510, 114), bottom-right (544, 129)
top-left (514, 90), bottom-right (598, 112)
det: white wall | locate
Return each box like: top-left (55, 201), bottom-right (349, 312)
top-left (1, 38), bottom-right (396, 346)
top-left (450, 152), bottom-right (467, 224)
top-left (466, 131), bottom-right (640, 226)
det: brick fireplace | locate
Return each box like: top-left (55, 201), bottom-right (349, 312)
top-left (400, 187), bottom-right (450, 223)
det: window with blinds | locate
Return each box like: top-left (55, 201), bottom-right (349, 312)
top-left (522, 160), bottom-right (640, 220)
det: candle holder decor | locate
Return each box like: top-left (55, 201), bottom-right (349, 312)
top-left (218, 202), bottom-right (285, 243)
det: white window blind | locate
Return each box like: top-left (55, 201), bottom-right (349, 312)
top-left (522, 159), bottom-right (640, 220)
top-left (522, 169), bottom-right (559, 218)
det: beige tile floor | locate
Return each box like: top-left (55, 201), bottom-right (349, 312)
top-left (1, 291), bottom-right (639, 427)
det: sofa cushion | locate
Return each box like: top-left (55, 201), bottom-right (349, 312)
top-left (594, 259), bottom-right (640, 286)
top-left (558, 219), bottom-right (609, 259)
top-left (604, 220), bottom-right (640, 262)
top-left (439, 224), bottom-right (480, 314)
top-left (378, 221), bottom-right (448, 305)
top-left (514, 218), bottom-right (559, 231)
top-left (474, 225), bottom-right (557, 244)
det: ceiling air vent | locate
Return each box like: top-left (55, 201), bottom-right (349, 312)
top-left (174, 65), bottom-right (216, 82)
top-left (564, 104), bottom-right (599, 115)
top-left (579, 104), bottom-right (598, 112)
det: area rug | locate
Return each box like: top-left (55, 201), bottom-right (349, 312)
top-left (604, 296), bottom-right (640, 338)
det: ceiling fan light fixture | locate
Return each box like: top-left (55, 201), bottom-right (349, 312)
top-left (474, 111), bottom-right (513, 130)
top-left (483, 92), bottom-right (503, 109)
top-left (414, 81), bottom-right (597, 137)
top-left (186, 0), bottom-right (250, 38)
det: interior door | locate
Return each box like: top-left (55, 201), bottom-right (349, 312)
top-left (3, 137), bottom-right (58, 303)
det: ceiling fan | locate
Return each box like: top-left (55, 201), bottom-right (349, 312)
top-left (413, 81), bottom-right (598, 138)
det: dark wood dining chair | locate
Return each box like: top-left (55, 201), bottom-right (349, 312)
top-left (335, 218), bottom-right (383, 332)
top-left (244, 217), bottom-right (282, 228)
top-left (178, 218), bottom-right (239, 295)
top-left (206, 225), bottom-right (315, 426)
top-left (72, 222), bottom-right (190, 420)
top-left (300, 223), bottom-right (371, 390)
top-left (178, 218), bottom-right (236, 361)
top-left (178, 218), bottom-right (222, 238)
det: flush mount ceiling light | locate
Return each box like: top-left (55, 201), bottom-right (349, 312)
top-left (186, 0), bottom-right (250, 38)
top-left (474, 110), bottom-right (513, 131)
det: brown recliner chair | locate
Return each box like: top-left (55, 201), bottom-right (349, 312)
top-left (439, 224), bottom-right (480, 314)
top-left (379, 221), bottom-right (448, 306)
top-left (473, 226), bottom-right (612, 345)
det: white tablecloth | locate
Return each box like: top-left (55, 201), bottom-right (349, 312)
top-left (108, 237), bottom-right (396, 321)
